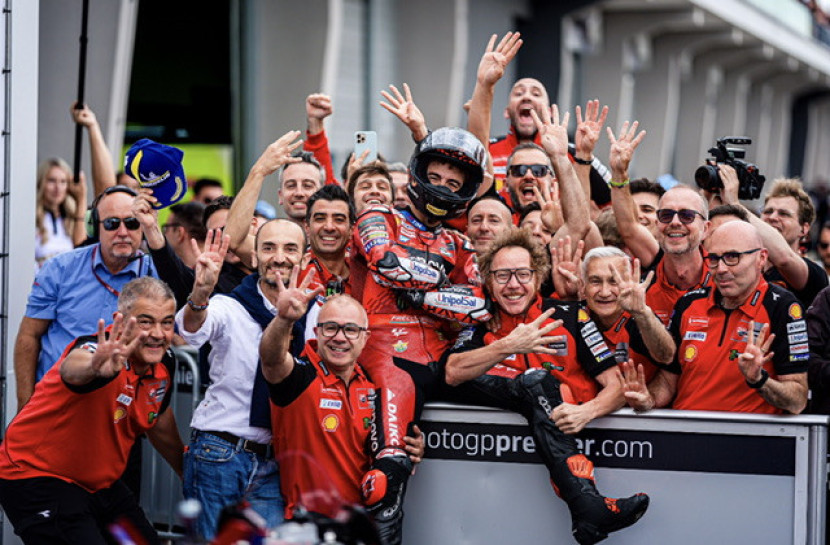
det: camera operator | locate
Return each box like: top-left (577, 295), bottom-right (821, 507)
top-left (713, 165), bottom-right (827, 307)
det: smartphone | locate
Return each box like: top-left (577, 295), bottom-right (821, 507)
top-left (354, 131), bottom-right (378, 163)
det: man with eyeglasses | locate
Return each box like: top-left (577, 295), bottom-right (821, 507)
top-left (0, 277), bottom-right (184, 544)
top-left (444, 228), bottom-right (649, 545)
top-left (260, 284), bottom-right (423, 522)
top-left (623, 220), bottom-right (808, 415)
top-left (175, 219), bottom-right (309, 539)
top-left (15, 186), bottom-right (158, 411)
top-left (713, 168), bottom-right (828, 308)
top-left (608, 124), bottom-right (712, 326)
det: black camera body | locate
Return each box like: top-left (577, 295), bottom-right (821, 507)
top-left (694, 137), bottom-right (766, 200)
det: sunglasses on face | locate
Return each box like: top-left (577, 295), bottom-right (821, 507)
top-left (704, 248), bottom-right (762, 268)
top-left (656, 208), bottom-right (705, 224)
top-left (101, 217), bottom-right (141, 231)
top-left (507, 164), bottom-right (550, 178)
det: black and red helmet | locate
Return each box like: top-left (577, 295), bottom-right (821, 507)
top-left (407, 127), bottom-right (486, 221)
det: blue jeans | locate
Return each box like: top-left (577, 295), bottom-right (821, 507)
top-left (183, 431), bottom-right (283, 540)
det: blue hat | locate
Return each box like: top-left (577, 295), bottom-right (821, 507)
top-left (255, 200), bottom-right (277, 220)
top-left (124, 139), bottom-right (187, 209)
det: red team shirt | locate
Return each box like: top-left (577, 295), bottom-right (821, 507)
top-left (667, 279), bottom-right (808, 413)
top-left (268, 341), bottom-right (376, 518)
top-left (0, 334), bottom-right (171, 492)
top-left (645, 249), bottom-right (713, 327)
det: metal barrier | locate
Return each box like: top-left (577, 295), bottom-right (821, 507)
top-left (140, 345), bottom-right (201, 540)
top-left (404, 405), bottom-right (830, 545)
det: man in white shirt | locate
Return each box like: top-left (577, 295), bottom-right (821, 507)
top-left (175, 219), bottom-right (307, 539)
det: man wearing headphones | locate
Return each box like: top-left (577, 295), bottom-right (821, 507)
top-left (13, 185), bottom-right (157, 412)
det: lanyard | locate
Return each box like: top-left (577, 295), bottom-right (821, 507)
top-left (91, 246), bottom-right (143, 297)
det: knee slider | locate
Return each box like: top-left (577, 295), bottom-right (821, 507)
top-left (361, 469), bottom-right (388, 506)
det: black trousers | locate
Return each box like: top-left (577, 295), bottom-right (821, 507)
top-left (0, 476), bottom-right (160, 545)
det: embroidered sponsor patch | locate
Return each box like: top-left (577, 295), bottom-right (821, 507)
top-left (789, 303), bottom-right (803, 320)
top-left (453, 327), bottom-right (475, 349)
top-left (117, 394), bottom-right (133, 406)
top-left (614, 342), bottom-right (629, 363)
top-left (322, 414), bottom-right (340, 432)
top-left (363, 238), bottom-right (389, 252)
top-left (684, 345), bottom-right (698, 362)
top-left (114, 407), bottom-right (128, 423)
top-left (791, 343), bottom-right (809, 354)
top-left (584, 332), bottom-right (603, 345)
top-left (320, 399), bottom-right (343, 410)
top-left (577, 309), bottom-right (590, 323)
top-left (595, 350), bottom-right (613, 362)
top-left (790, 353), bottom-right (809, 362)
top-left (78, 342), bottom-right (98, 353)
top-left (684, 331), bottom-right (707, 341)
top-left (393, 340), bottom-right (408, 353)
top-left (590, 342), bottom-right (609, 356)
top-left (787, 321), bottom-right (806, 333)
top-left (581, 322), bottom-right (597, 336)
top-left (688, 317), bottom-right (709, 328)
top-left (356, 388), bottom-right (375, 410)
top-left (788, 333), bottom-right (808, 344)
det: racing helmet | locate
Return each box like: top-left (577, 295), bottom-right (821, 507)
top-left (407, 127), bottom-right (486, 221)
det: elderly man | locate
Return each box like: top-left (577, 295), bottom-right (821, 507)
top-left (15, 185), bottom-right (157, 410)
top-left (0, 277), bottom-right (183, 544)
top-left (444, 229), bottom-right (649, 545)
top-left (177, 219), bottom-right (308, 539)
top-left (624, 221), bottom-right (808, 414)
top-left (579, 246), bottom-right (675, 384)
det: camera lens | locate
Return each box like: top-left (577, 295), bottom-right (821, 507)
top-left (694, 165), bottom-right (721, 191)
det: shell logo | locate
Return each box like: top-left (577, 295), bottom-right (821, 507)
top-left (322, 414), bottom-right (339, 432)
top-left (789, 303), bottom-right (803, 320)
top-left (684, 345), bottom-right (698, 362)
top-left (577, 309), bottom-right (589, 323)
top-left (114, 407), bottom-right (127, 423)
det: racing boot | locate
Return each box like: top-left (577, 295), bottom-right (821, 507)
top-left (552, 454), bottom-right (649, 545)
top-left (361, 454), bottom-right (412, 545)
top-left (511, 369), bottom-right (649, 545)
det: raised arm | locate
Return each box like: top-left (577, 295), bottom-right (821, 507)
top-left (66, 170), bottom-right (89, 246)
top-left (572, 100), bottom-right (609, 203)
top-left (467, 32), bottom-right (522, 196)
top-left (181, 230), bottom-right (230, 333)
top-left (60, 314), bottom-right (145, 386)
top-left (530, 106), bottom-right (592, 244)
top-left (226, 131), bottom-right (303, 264)
top-left (611, 259), bottom-right (675, 364)
top-left (718, 164), bottom-right (809, 290)
top-left (380, 84), bottom-right (428, 143)
top-left (553, 366), bottom-right (623, 435)
top-left (607, 122), bottom-right (658, 265)
top-left (260, 265), bottom-right (322, 384)
top-left (71, 102), bottom-right (117, 196)
top-left (304, 93), bottom-right (337, 185)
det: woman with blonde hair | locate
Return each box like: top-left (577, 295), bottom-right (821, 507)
top-left (35, 157), bottom-right (87, 269)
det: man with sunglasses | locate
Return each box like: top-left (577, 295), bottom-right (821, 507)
top-left (14, 186), bottom-right (158, 411)
top-left (608, 124), bottom-right (712, 327)
top-left (623, 220), bottom-right (808, 415)
top-left (444, 229), bottom-right (649, 545)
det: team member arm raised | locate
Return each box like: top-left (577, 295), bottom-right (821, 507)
top-left (259, 266), bottom-right (322, 384)
top-left (607, 122), bottom-right (657, 266)
top-left (181, 229), bottom-right (230, 333)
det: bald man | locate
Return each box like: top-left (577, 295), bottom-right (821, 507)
top-left (624, 221), bottom-right (808, 415)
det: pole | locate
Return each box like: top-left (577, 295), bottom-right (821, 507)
top-left (72, 0), bottom-right (90, 184)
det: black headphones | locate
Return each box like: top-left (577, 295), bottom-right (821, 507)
top-left (86, 185), bottom-right (139, 241)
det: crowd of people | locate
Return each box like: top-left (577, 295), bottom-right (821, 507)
top-left (2, 30), bottom-right (829, 545)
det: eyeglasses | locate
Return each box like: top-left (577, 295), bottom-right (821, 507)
top-left (490, 268), bottom-right (535, 284)
top-left (161, 222), bottom-right (181, 231)
top-left (101, 217), bottom-right (141, 231)
top-left (316, 321), bottom-right (367, 340)
top-left (656, 209), bottom-right (705, 224)
top-left (507, 164), bottom-right (550, 178)
top-left (705, 248), bottom-right (762, 268)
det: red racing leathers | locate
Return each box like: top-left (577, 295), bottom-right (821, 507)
top-left (351, 205), bottom-right (489, 457)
